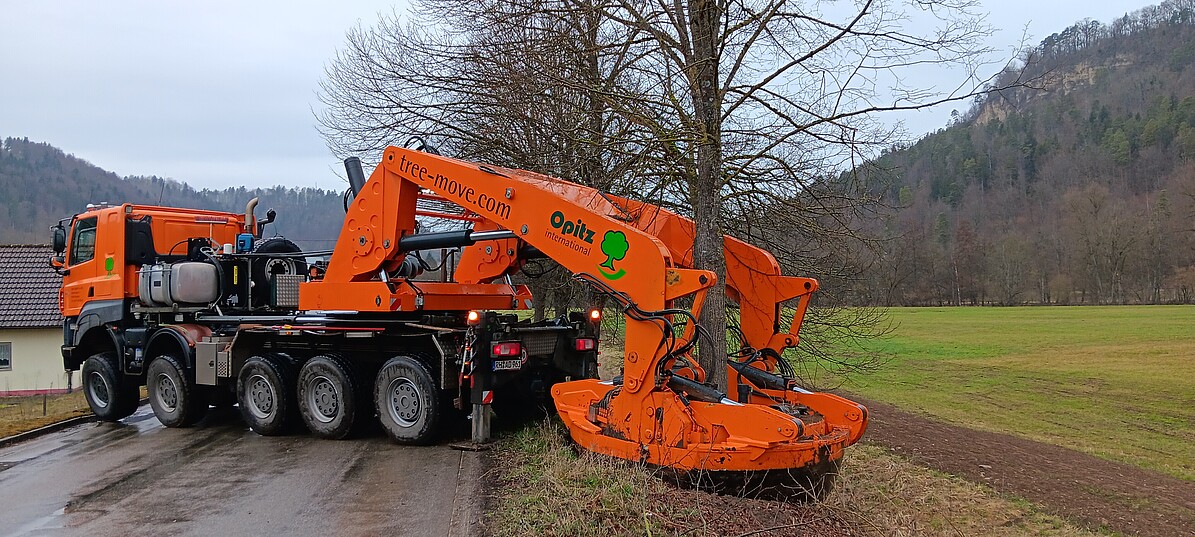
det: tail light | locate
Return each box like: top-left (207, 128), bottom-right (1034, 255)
top-left (491, 341), bottom-right (522, 357)
top-left (574, 337), bottom-right (596, 351)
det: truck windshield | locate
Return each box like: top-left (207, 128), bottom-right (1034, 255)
top-left (70, 217), bottom-right (98, 265)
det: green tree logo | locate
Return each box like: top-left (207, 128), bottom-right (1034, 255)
top-left (599, 231), bottom-right (629, 280)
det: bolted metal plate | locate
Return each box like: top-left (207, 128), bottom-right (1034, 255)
top-left (272, 274), bottom-right (303, 309)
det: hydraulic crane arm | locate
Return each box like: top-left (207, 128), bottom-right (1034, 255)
top-left (310, 147), bottom-right (814, 357)
top-left (301, 146), bottom-right (867, 494)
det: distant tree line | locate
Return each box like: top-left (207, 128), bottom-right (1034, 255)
top-left (0, 137), bottom-right (344, 251)
top-left (848, 5), bottom-right (1195, 306)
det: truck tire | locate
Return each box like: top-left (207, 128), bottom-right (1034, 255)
top-left (81, 352), bottom-right (140, 422)
top-left (374, 356), bottom-right (441, 445)
top-left (297, 354), bottom-right (359, 439)
top-left (237, 354), bottom-right (296, 436)
top-left (147, 355), bottom-right (208, 427)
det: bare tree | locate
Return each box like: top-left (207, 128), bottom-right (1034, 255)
top-left (319, 0), bottom-right (647, 318)
top-left (319, 0), bottom-right (1018, 388)
top-left (1061, 184), bottom-right (1139, 304)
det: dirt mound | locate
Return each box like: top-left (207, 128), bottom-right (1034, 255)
top-left (854, 397), bottom-right (1195, 537)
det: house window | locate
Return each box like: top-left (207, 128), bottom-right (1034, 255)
top-left (0, 342), bottom-right (11, 371)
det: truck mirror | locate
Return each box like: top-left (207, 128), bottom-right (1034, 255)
top-left (48, 254), bottom-right (68, 275)
top-left (52, 224), bottom-right (67, 253)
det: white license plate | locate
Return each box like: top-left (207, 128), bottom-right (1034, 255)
top-left (492, 359), bottom-right (524, 371)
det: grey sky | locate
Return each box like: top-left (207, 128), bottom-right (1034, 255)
top-left (0, 0), bottom-right (1157, 191)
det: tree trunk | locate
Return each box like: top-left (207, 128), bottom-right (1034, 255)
top-left (688, 0), bottom-right (727, 390)
top-left (692, 175), bottom-right (728, 389)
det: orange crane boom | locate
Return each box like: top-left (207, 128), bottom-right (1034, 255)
top-left (302, 146), bottom-right (868, 497)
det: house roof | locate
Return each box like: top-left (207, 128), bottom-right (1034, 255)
top-left (0, 245), bottom-right (62, 329)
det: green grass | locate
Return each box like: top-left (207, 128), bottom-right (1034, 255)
top-left (827, 306), bottom-right (1195, 481)
top-left (487, 421), bottom-right (699, 537)
top-left (0, 391), bottom-right (91, 438)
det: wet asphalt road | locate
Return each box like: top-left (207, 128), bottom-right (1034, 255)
top-left (0, 405), bottom-right (483, 537)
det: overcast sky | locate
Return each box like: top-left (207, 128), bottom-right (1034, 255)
top-left (0, 0), bottom-right (1157, 191)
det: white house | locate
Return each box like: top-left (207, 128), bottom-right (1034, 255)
top-left (0, 244), bottom-right (79, 395)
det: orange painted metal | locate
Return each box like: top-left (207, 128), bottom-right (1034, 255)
top-left (59, 204), bottom-right (247, 317)
top-left (301, 280), bottom-right (531, 312)
top-left (302, 146), bottom-right (867, 476)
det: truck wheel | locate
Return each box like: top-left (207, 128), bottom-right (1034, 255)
top-left (297, 354), bottom-right (359, 439)
top-left (237, 354), bottom-right (296, 436)
top-left (81, 352), bottom-right (140, 422)
top-left (374, 356), bottom-right (441, 445)
top-left (148, 355), bottom-right (208, 427)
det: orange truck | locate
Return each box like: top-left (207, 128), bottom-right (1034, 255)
top-left (51, 146), bottom-right (866, 499)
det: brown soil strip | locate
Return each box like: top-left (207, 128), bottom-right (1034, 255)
top-left (853, 396), bottom-right (1195, 537)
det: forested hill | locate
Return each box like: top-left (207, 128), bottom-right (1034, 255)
top-left (855, 0), bottom-right (1195, 306)
top-left (0, 137), bottom-right (344, 250)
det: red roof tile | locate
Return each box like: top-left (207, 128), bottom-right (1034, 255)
top-left (0, 245), bottom-right (63, 329)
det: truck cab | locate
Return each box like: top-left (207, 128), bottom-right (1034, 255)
top-left (52, 203), bottom-right (250, 373)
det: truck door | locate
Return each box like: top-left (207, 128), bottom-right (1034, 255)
top-left (62, 216), bottom-right (100, 317)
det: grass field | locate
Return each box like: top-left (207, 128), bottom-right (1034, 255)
top-left (0, 391), bottom-right (92, 438)
top-left (487, 421), bottom-right (1101, 537)
top-left (826, 306), bottom-right (1195, 481)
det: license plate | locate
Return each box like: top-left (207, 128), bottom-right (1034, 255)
top-left (492, 358), bottom-right (524, 371)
